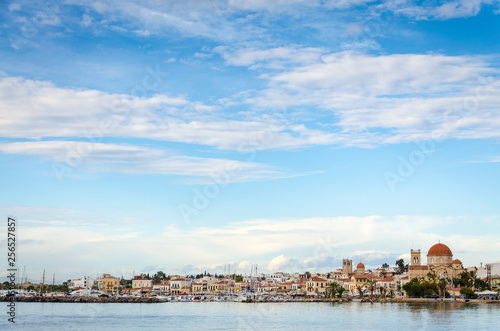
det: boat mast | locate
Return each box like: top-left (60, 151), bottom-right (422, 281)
top-left (42, 269), bottom-right (45, 296)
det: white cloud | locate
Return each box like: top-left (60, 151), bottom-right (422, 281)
top-left (214, 45), bottom-right (326, 70)
top-left (81, 14), bottom-right (93, 27)
top-left (4, 213), bottom-right (499, 280)
top-left (434, 0), bottom-right (486, 19)
top-left (244, 51), bottom-right (500, 146)
top-left (8, 3), bottom-right (21, 11)
top-left (0, 141), bottom-right (290, 182)
top-left (382, 0), bottom-right (498, 20)
top-left (267, 254), bottom-right (298, 271)
top-left (324, 0), bottom-right (375, 9)
top-left (0, 75), bottom-right (334, 151)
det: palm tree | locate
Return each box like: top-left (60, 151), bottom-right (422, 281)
top-left (379, 286), bottom-right (387, 299)
top-left (438, 277), bottom-right (448, 297)
top-left (427, 271), bottom-right (437, 284)
top-left (356, 285), bottom-right (364, 298)
top-left (337, 287), bottom-right (346, 298)
top-left (365, 280), bottom-right (377, 300)
top-left (327, 282), bottom-right (338, 298)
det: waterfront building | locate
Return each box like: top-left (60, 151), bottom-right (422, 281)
top-left (69, 276), bottom-right (95, 290)
top-left (376, 277), bottom-right (395, 294)
top-left (348, 275), bottom-right (380, 295)
top-left (132, 276), bottom-right (153, 289)
top-left (152, 281), bottom-right (169, 294)
top-left (191, 282), bottom-right (205, 294)
top-left (267, 272), bottom-right (287, 283)
top-left (305, 277), bottom-right (328, 294)
top-left (170, 278), bottom-right (192, 295)
top-left (96, 274), bottom-right (120, 293)
top-left (408, 243), bottom-right (464, 281)
top-left (278, 282), bottom-right (294, 293)
top-left (477, 263), bottom-right (500, 289)
top-left (234, 281), bottom-right (251, 293)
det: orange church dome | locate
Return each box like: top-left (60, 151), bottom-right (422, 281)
top-left (357, 262), bottom-right (365, 269)
top-left (452, 259), bottom-right (462, 264)
top-left (427, 243), bottom-right (453, 256)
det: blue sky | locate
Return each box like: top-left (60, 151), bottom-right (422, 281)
top-left (1, 0), bottom-right (500, 281)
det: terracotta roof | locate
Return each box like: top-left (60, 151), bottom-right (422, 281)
top-left (357, 262), bottom-right (365, 269)
top-left (452, 259), bottom-right (462, 264)
top-left (427, 243), bottom-right (453, 256)
top-left (309, 277), bottom-right (327, 282)
top-left (378, 278), bottom-right (394, 282)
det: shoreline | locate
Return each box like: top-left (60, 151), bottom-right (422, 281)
top-left (1, 296), bottom-right (499, 304)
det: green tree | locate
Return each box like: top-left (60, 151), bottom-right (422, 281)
top-left (427, 271), bottom-right (437, 284)
top-left (365, 280), bottom-right (377, 299)
top-left (403, 278), bottom-right (424, 297)
top-left (394, 259), bottom-right (408, 275)
top-left (327, 282), bottom-right (338, 298)
top-left (356, 285), bottom-right (364, 298)
top-left (460, 287), bottom-right (475, 298)
top-left (379, 286), bottom-right (387, 299)
top-left (438, 277), bottom-right (448, 297)
top-left (305, 271), bottom-right (311, 279)
top-left (336, 287), bottom-right (346, 298)
top-left (381, 263), bottom-right (389, 269)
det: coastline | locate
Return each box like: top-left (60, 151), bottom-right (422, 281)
top-left (1, 296), bottom-right (498, 304)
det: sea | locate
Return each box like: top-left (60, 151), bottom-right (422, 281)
top-left (1, 301), bottom-right (499, 330)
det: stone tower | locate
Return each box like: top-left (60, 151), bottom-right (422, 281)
top-left (411, 249), bottom-right (421, 265)
top-left (342, 259), bottom-right (352, 277)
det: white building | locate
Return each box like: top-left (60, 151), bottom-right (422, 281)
top-left (69, 276), bottom-right (95, 290)
top-left (170, 278), bottom-right (192, 295)
top-left (267, 272), bottom-right (287, 283)
top-left (132, 277), bottom-right (153, 289)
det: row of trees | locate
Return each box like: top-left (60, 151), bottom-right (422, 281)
top-left (326, 282), bottom-right (346, 298)
top-left (403, 270), bottom-right (495, 298)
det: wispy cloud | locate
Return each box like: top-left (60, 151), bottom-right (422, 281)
top-left (240, 51), bottom-right (500, 146)
top-left (0, 141), bottom-right (294, 182)
top-left (7, 212), bottom-right (500, 279)
top-left (382, 0), bottom-right (499, 20)
top-left (0, 75), bottom-right (339, 151)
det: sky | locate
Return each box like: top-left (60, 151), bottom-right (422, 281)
top-left (1, 0), bottom-right (500, 282)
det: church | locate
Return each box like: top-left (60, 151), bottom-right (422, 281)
top-left (408, 243), bottom-right (464, 281)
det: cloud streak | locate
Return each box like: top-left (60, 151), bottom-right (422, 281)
top-left (6, 211), bottom-right (500, 279)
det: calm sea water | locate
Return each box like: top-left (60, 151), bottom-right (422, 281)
top-left (1, 302), bottom-right (499, 330)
